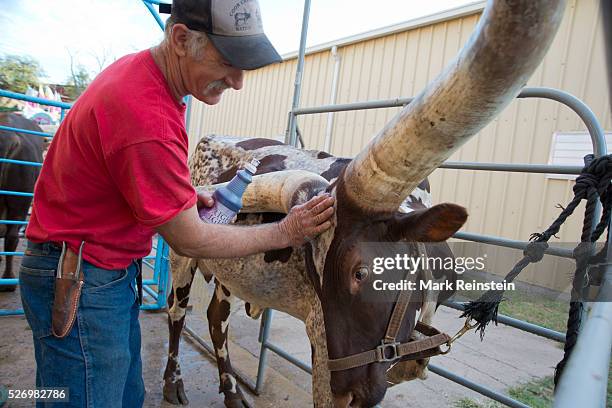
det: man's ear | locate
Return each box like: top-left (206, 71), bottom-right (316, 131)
top-left (386, 203), bottom-right (467, 242)
top-left (169, 23), bottom-right (190, 58)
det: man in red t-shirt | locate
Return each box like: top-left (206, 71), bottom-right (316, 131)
top-left (19, 1), bottom-right (334, 406)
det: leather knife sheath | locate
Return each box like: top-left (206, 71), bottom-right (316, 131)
top-left (52, 242), bottom-right (85, 338)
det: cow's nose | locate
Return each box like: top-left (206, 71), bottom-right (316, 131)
top-left (333, 391), bottom-right (356, 408)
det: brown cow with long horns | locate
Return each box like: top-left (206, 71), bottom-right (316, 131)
top-left (163, 1), bottom-right (566, 407)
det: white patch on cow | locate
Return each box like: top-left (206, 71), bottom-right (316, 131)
top-left (215, 284), bottom-right (229, 302)
top-left (167, 255), bottom-right (197, 322)
top-left (168, 303), bottom-right (187, 322)
top-left (216, 343), bottom-right (228, 360)
top-left (415, 186), bottom-right (432, 206)
top-left (399, 187), bottom-right (431, 213)
top-left (248, 144), bottom-right (340, 176)
top-left (411, 187), bottom-right (432, 207)
top-left (220, 373), bottom-right (237, 394)
top-left (221, 315), bottom-right (230, 334)
top-left (169, 355), bottom-right (182, 383)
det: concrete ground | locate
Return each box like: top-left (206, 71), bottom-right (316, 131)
top-left (0, 246), bottom-right (564, 407)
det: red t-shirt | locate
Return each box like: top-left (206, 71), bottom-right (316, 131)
top-left (27, 50), bottom-right (197, 270)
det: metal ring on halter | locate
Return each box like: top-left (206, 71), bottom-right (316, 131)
top-left (439, 342), bottom-right (452, 355)
top-left (446, 319), bottom-right (478, 346)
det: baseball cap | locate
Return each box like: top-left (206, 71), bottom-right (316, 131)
top-left (160, 0), bottom-right (282, 70)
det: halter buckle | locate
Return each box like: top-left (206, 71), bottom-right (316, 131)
top-left (376, 341), bottom-right (400, 362)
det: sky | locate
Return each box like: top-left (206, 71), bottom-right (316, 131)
top-left (0, 0), bottom-right (477, 84)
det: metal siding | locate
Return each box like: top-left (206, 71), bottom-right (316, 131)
top-left (186, 0), bottom-right (608, 291)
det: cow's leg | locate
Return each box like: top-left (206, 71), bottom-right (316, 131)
top-left (305, 300), bottom-right (333, 408)
top-left (207, 280), bottom-right (248, 408)
top-left (163, 254), bottom-right (197, 405)
top-left (0, 223), bottom-right (19, 292)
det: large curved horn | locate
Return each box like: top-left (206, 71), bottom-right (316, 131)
top-left (200, 170), bottom-right (330, 214)
top-left (343, 0), bottom-right (566, 212)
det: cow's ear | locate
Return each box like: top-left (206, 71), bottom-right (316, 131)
top-left (387, 203), bottom-right (467, 242)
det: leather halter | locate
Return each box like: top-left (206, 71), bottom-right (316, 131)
top-left (327, 243), bottom-right (451, 372)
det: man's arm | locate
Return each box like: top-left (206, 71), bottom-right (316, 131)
top-left (156, 193), bottom-right (335, 259)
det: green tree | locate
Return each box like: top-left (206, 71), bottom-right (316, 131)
top-left (63, 65), bottom-right (91, 99)
top-left (63, 52), bottom-right (92, 99)
top-left (0, 54), bottom-right (46, 93)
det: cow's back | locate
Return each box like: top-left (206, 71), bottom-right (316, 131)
top-left (189, 135), bottom-right (348, 186)
top-left (0, 113), bottom-right (44, 164)
top-left (189, 135), bottom-right (431, 212)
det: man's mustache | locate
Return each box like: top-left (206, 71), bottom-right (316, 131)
top-left (204, 80), bottom-right (230, 94)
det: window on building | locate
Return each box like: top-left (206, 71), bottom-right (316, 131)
top-left (547, 132), bottom-right (612, 180)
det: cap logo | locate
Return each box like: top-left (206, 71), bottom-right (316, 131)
top-left (233, 9), bottom-right (251, 30)
top-left (213, 0), bottom-right (264, 36)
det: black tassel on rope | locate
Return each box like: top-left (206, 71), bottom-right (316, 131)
top-left (460, 289), bottom-right (504, 339)
top-left (461, 241), bottom-right (546, 339)
top-left (462, 154), bottom-right (612, 341)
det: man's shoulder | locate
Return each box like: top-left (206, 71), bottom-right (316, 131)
top-left (75, 50), bottom-right (185, 154)
top-left (92, 51), bottom-right (161, 102)
top-left (94, 52), bottom-right (180, 123)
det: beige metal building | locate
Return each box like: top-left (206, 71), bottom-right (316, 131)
top-left (186, 0), bottom-right (610, 292)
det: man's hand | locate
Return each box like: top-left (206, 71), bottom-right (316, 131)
top-left (197, 190), bottom-right (215, 210)
top-left (158, 191), bottom-right (335, 259)
top-left (279, 193), bottom-right (335, 247)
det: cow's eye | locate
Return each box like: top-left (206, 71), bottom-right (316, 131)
top-left (354, 265), bottom-right (369, 282)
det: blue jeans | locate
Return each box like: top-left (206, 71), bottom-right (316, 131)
top-left (19, 241), bottom-right (145, 408)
